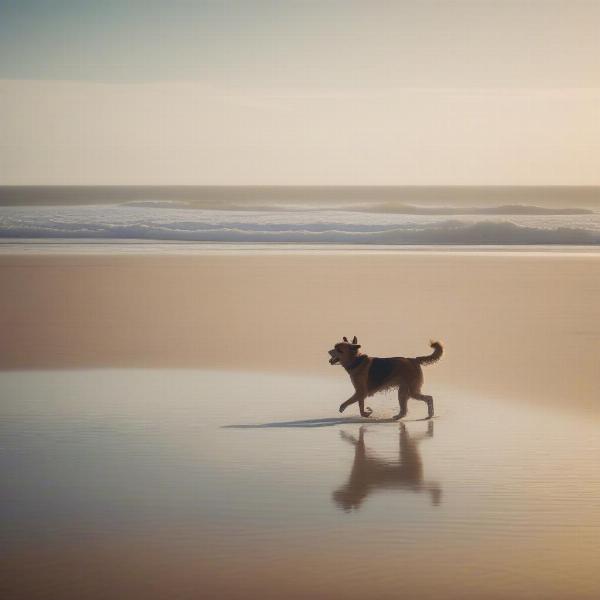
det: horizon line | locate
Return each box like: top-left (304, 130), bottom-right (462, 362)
top-left (2, 184), bottom-right (600, 189)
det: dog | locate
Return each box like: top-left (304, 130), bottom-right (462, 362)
top-left (328, 336), bottom-right (443, 419)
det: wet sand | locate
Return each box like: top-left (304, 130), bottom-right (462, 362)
top-left (2, 369), bottom-right (600, 600)
top-left (2, 249), bottom-right (600, 599)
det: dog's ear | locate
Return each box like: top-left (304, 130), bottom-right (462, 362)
top-left (351, 344), bottom-right (361, 350)
top-left (343, 336), bottom-right (349, 342)
top-left (352, 336), bottom-right (358, 344)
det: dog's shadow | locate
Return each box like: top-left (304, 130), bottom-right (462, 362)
top-left (223, 416), bottom-right (434, 429)
top-left (333, 421), bottom-right (442, 510)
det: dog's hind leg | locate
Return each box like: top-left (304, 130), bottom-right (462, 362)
top-left (412, 393), bottom-right (434, 419)
top-left (393, 386), bottom-right (410, 420)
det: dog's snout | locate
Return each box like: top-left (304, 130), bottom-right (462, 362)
top-left (328, 347), bottom-right (340, 365)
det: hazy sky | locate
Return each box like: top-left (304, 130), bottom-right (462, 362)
top-left (1, 1), bottom-right (599, 184)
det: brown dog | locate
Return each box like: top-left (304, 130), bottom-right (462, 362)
top-left (328, 336), bottom-right (443, 419)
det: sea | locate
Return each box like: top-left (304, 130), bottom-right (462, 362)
top-left (1, 186), bottom-right (600, 245)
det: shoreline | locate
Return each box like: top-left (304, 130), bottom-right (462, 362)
top-left (2, 240), bottom-right (600, 256)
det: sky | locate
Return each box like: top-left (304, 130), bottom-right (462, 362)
top-left (1, 0), bottom-right (599, 185)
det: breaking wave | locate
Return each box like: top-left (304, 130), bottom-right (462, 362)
top-left (1, 219), bottom-right (600, 245)
top-left (351, 203), bottom-right (594, 216)
top-left (2, 199), bottom-right (600, 245)
top-left (117, 200), bottom-right (594, 216)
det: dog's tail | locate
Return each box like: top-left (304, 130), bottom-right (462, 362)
top-left (416, 341), bottom-right (444, 365)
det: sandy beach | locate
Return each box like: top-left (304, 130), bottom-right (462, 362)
top-left (1, 249), bottom-right (599, 411)
top-left (2, 248), bottom-right (600, 599)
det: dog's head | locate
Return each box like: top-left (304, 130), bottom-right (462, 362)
top-left (328, 336), bottom-right (361, 366)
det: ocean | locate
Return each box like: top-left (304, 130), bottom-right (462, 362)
top-left (1, 186), bottom-right (600, 245)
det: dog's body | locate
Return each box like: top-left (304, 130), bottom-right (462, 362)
top-left (328, 337), bottom-right (443, 419)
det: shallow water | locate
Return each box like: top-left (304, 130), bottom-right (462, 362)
top-left (3, 369), bottom-right (599, 599)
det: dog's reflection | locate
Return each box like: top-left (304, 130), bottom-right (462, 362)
top-left (333, 422), bottom-right (441, 511)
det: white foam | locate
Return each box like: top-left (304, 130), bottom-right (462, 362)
top-left (1, 204), bottom-right (600, 245)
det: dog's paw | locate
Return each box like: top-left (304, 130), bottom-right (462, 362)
top-left (361, 407), bottom-right (373, 418)
top-left (339, 404), bottom-right (346, 413)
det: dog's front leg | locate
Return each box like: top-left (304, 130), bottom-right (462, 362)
top-left (339, 392), bottom-right (372, 417)
top-left (339, 394), bottom-right (358, 413)
top-left (339, 393), bottom-right (360, 413)
top-left (358, 398), bottom-right (373, 418)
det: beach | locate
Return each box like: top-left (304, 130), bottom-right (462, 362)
top-left (2, 247), bottom-right (600, 599)
top-left (1, 248), bottom-right (599, 411)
